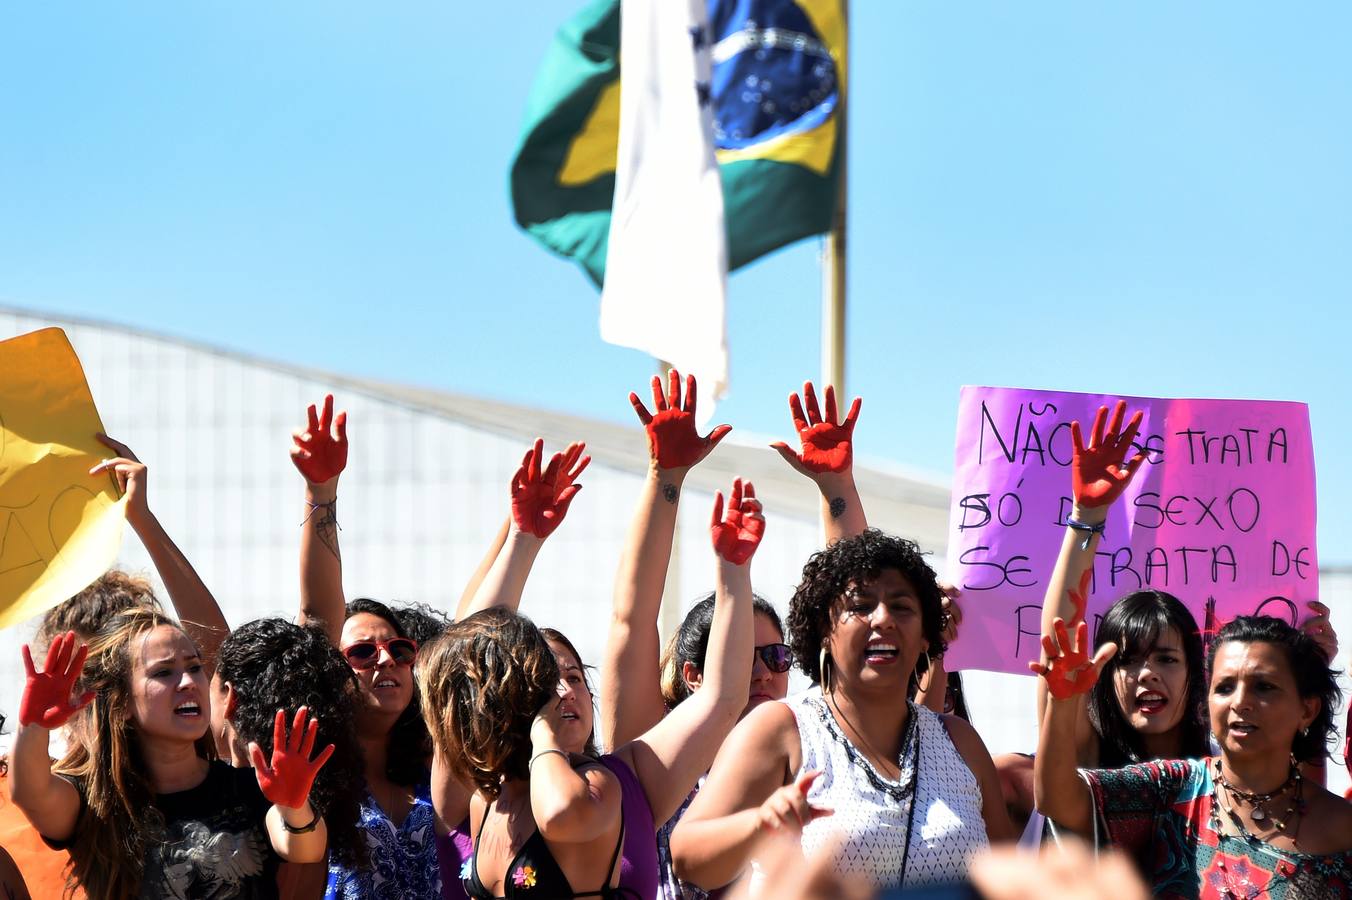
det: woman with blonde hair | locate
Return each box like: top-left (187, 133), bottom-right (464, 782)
top-left (10, 607), bottom-right (333, 899)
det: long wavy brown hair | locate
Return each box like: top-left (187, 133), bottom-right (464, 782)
top-left (417, 608), bottom-right (558, 800)
top-left (53, 607), bottom-right (216, 900)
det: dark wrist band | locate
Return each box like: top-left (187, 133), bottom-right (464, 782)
top-left (1066, 517), bottom-right (1106, 550)
top-left (280, 809), bottom-right (319, 834)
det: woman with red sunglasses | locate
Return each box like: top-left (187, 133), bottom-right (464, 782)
top-left (289, 396), bottom-right (441, 899)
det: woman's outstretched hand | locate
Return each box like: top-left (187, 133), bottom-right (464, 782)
top-left (249, 707), bottom-right (335, 810)
top-left (757, 769), bottom-right (832, 832)
top-left (19, 632), bottom-right (95, 730)
top-left (710, 478), bottom-right (765, 566)
top-left (290, 395), bottom-right (349, 486)
top-left (1071, 400), bottom-right (1146, 508)
top-left (770, 382), bottom-right (861, 477)
top-left (1028, 618), bottom-right (1116, 701)
top-left (629, 369), bottom-right (731, 472)
top-left (89, 434), bottom-right (152, 528)
top-left (511, 439), bottom-right (590, 538)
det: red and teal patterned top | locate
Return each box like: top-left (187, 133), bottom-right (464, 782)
top-left (1082, 757), bottom-right (1351, 899)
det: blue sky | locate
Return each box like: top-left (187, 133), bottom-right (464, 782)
top-left (2, 2), bottom-right (1349, 563)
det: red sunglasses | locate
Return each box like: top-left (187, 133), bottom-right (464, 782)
top-left (341, 637), bottom-right (418, 669)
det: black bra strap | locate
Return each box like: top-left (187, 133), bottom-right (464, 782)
top-left (601, 789), bottom-right (626, 894)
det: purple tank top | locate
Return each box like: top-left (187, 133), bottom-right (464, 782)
top-left (598, 754), bottom-right (660, 900)
top-left (437, 817), bottom-right (474, 900)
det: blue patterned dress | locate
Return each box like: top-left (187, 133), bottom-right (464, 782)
top-left (326, 780), bottom-right (442, 899)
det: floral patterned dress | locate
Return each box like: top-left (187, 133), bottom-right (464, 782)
top-left (326, 780), bottom-right (442, 899)
top-left (1083, 757), bottom-right (1352, 899)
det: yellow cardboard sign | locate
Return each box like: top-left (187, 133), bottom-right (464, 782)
top-left (0, 328), bottom-right (125, 628)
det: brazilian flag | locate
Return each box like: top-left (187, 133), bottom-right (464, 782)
top-left (510, 0), bottom-right (845, 286)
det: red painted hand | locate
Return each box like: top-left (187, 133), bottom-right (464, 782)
top-left (1066, 568), bottom-right (1093, 629)
top-left (249, 707), bottom-right (336, 810)
top-left (1071, 401), bottom-right (1146, 508)
top-left (290, 395), bottom-right (349, 485)
top-left (629, 369), bottom-right (731, 471)
top-left (710, 478), bottom-right (766, 565)
top-left (1028, 618), bottom-right (1116, 701)
top-left (20, 632), bottom-right (95, 729)
top-left (511, 439), bottom-right (591, 538)
top-left (770, 382), bottom-right (862, 476)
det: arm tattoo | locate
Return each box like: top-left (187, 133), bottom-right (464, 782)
top-left (303, 499), bottom-right (342, 561)
top-left (829, 497), bottom-right (847, 520)
top-left (662, 482), bottom-right (679, 504)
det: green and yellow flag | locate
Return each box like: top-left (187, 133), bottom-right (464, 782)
top-left (510, 0), bottom-right (845, 286)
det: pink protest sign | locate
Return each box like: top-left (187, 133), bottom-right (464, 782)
top-left (944, 387), bottom-right (1317, 676)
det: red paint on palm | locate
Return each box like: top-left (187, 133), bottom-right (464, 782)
top-left (710, 478), bottom-right (766, 565)
top-left (19, 632), bottom-right (94, 729)
top-left (775, 383), bottom-right (861, 474)
top-left (511, 438), bottom-right (589, 538)
top-left (628, 370), bottom-right (731, 471)
top-left (249, 707), bottom-right (335, 810)
top-left (290, 394), bottom-right (349, 485)
top-left (1029, 619), bottom-right (1101, 701)
top-left (1070, 401), bottom-right (1146, 508)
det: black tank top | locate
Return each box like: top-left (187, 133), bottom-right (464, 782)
top-left (464, 792), bottom-right (635, 899)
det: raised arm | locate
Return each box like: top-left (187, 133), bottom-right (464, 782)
top-left (1031, 618), bottom-right (1117, 834)
top-left (620, 479), bottom-right (760, 825)
top-left (770, 382), bottom-right (865, 544)
top-left (250, 707), bottom-right (335, 863)
top-left (913, 585), bottom-right (962, 714)
top-left (602, 370), bottom-right (731, 750)
top-left (291, 395), bottom-right (349, 645)
top-left (454, 516), bottom-right (511, 621)
top-left (462, 439), bottom-right (589, 617)
top-left (90, 435), bottom-right (230, 672)
top-left (1037, 401), bottom-right (1146, 750)
top-left (10, 634), bottom-right (93, 841)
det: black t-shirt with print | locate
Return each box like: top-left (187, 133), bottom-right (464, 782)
top-left (53, 759), bottom-right (280, 900)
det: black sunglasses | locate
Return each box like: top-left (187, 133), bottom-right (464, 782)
top-left (755, 643), bottom-right (793, 674)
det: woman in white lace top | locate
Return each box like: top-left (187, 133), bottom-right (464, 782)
top-left (669, 529), bottom-right (1014, 894)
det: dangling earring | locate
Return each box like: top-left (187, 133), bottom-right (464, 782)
top-left (915, 650), bottom-right (934, 694)
top-left (818, 647), bottom-right (832, 694)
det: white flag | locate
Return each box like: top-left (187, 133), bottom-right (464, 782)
top-left (600, 0), bottom-right (729, 410)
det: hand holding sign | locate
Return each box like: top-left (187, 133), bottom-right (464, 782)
top-left (1028, 618), bottom-right (1115, 701)
top-left (771, 382), bottom-right (861, 477)
top-left (20, 631), bottom-right (94, 730)
top-left (1071, 401), bottom-right (1147, 509)
top-left (290, 395), bottom-right (348, 486)
top-left (629, 370), bottom-right (731, 472)
top-left (88, 435), bottom-right (150, 530)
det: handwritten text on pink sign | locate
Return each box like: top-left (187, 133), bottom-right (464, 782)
top-left (944, 387), bottom-right (1316, 676)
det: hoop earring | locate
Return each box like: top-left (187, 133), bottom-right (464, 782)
top-left (818, 647), bottom-right (832, 694)
top-left (915, 651), bottom-right (934, 694)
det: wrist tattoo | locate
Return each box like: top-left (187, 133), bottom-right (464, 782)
top-left (662, 482), bottom-right (679, 504)
top-left (829, 497), bottom-right (847, 520)
top-left (302, 499), bottom-right (342, 560)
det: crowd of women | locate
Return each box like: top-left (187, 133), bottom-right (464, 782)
top-left (1, 374), bottom-right (1349, 899)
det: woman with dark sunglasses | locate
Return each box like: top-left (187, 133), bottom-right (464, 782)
top-left (289, 396), bottom-right (442, 899)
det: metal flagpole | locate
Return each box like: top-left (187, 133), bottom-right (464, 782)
top-left (821, 0), bottom-right (848, 396)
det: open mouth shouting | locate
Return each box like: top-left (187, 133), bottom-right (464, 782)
top-left (174, 701), bottom-right (202, 719)
top-left (864, 640), bottom-right (899, 665)
top-left (372, 676), bottom-right (402, 691)
top-left (1136, 690), bottom-right (1169, 716)
top-left (1227, 720), bottom-right (1259, 740)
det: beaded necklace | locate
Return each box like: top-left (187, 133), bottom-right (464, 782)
top-left (1208, 758), bottom-right (1305, 899)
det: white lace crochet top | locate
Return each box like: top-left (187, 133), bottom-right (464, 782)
top-left (768, 686), bottom-right (989, 890)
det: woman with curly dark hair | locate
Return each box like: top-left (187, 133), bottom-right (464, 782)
top-left (288, 396), bottom-right (441, 898)
top-left (672, 528), bottom-right (1013, 893)
top-left (211, 618), bottom-right (367, 896)
top-left (1036, 614), bottom-right (1352, 897)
